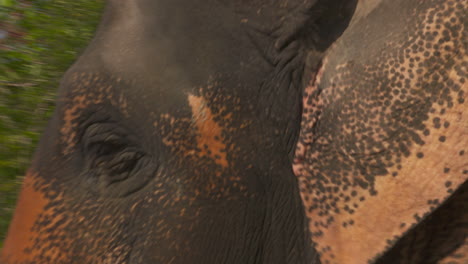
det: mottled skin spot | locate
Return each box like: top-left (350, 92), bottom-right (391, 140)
top-left (1, 172), bottom-right (49, 263)
top-left (187, 94), bottom-right (229, 169)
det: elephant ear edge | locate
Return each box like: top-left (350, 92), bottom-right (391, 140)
top-left (378, 180), bottom-right (468, 263)
top-left (293, 0), bottom-right (468, 263)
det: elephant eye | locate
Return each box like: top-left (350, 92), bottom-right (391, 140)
top-left (81, 123), bottom-right (157, 197)
top-left (88, 141), bottom-right (143, 183)
top-left (90, 135), bottom-right (125, 156)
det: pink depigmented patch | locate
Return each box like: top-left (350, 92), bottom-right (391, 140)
top-left (188, 94), bottom-right (229, 169)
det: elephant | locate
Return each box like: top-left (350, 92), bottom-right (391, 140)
top-left (1, 0), bottom-right (467, 263)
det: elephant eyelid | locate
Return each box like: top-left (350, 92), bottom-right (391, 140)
top-left (84, 134), bottom-right (126, 158)
top-left (90, 146), bottom-right (142, 166)
top-left (82, 122), bottom-right (137, 149)
top-left (83, 122), bottom-right (126, 142)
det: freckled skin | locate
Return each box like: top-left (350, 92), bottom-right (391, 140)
top-left (1, 0), bottom-right (466, 263)
top-left (294, 0), bottom-right (468, 263)
top-left (187, 94), bottom-right (229, 169)
top-left (1, 172), bottom-right (50, 263)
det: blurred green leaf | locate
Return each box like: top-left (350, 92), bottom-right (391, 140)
top-left (0, 0), bottom-right (104, 246)
top-left (0, 0), bottom-right (14, 7)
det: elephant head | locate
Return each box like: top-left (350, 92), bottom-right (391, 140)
top-left (1, 0), bottom-right (467, 263)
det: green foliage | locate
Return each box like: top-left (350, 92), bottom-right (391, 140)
top-left (0, 0), bottom-right (104, 246)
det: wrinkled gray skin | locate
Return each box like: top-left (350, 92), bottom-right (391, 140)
top-left (1, 0), bottom-right (467, 263)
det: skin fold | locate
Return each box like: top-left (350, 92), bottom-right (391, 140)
top-left (1, 0), bottom-right (466, 263)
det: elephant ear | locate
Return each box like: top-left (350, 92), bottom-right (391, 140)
top-left (293, 0), bottom-right (467, 263)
